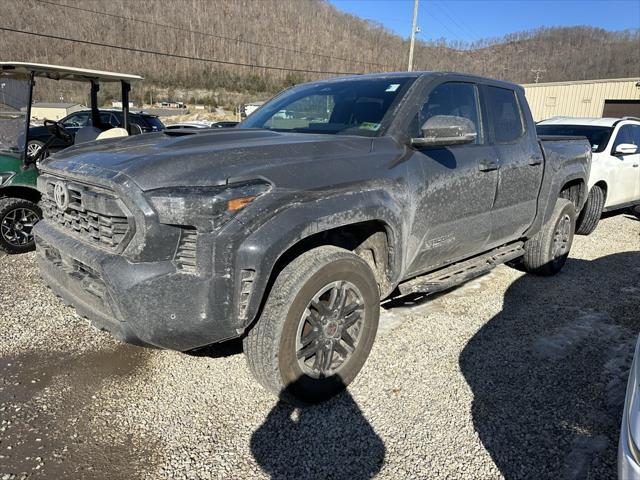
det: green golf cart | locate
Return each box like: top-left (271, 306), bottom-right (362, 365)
top-left (0, 62), bottom-right (142, 253)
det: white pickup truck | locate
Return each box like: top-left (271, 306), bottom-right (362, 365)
top-left (537, 117), bottom-right (640, 234)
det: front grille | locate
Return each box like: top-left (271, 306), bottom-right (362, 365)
top-left (41, 176), bottom-right (131, 251)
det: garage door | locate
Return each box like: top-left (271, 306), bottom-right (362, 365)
top-left (602, 100), bottom-right (640, 117)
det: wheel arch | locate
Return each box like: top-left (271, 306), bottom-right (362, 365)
top-left (234, 196), bottom-right (403, 333)
top-left (0, 185), bottom-right (41, 204)
top-left (592, 180), bottom-right (608, 202)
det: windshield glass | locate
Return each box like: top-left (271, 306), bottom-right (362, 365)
top-left (240, 77), bottom-right (415, 136)
top-left (536, 124), bottom-right (613, 153)
top-left (0, 74), bottom-right (30, 155)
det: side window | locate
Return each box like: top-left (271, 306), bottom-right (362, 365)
top-left (485, 86), bottom-right (524, 143)
top-left (62, 112), bottom-right (89, 127)
top-left (417, 82), bottom-right (482, 144)
top-left (631, 125), bottom-right (640, 147)
top-left (612, 125), bottom-right (634, 151)
top-left (99, 112), bottom-right (118, 127)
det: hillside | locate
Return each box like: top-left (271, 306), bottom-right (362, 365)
top-left (1, 0), bottom-right (639, 107)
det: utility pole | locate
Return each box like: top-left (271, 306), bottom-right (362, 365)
top-left (407, 0), bottom-right (420, 71)
top-left (531, 68), bottom-right (546, 84)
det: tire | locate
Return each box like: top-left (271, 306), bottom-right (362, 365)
top-left (26, 140), bottom-right (47, 160)
top-left (575, 185), bottom-right (604, 235)
top-left (243, 245), bottom-right (380, 405)
top-left (0, 197), bottom-right (42, 254)
top-left (631, 204), bottom-right (640, 219)
top-left (521, 198), bottom-right (576, 276)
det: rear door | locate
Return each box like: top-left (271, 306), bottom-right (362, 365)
top-left (483, 85), bottom-right (543, 247)
top-left (406, 81), bottom-right (499, 275)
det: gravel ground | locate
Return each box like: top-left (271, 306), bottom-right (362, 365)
top-left (1, 213), bottom-right (639, 480)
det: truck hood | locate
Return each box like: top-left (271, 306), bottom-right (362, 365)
top-left (42, 128), bottom-right (373, 190)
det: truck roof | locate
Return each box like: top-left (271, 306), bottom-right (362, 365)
top-left (0, 62), bottom-right (143, 83)
top-left (305, 71), bottom-right (522, 90)
top-left (538, 116), bottom-right (640, 127)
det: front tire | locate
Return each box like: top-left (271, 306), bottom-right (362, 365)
top-left (521, 198), bottom-right (576, 276)
top-left (243, 246), bottom-right (380, 405)
top-left (0, 197), bottom-right (42, 254)
top-left (575, 185), bottom-right (604, 235)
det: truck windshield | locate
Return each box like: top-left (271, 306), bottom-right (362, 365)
top-left (536, 124), bottom-right (613, 153)
top-left (240, 77), bottom-right (415, 136)
top-left (0, 75), bottom-right (30, 155)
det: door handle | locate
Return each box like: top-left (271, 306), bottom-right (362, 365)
top-left (528, 156), bottom-right (543, 166)
top-left (478, 159), bottom-right (499, 172)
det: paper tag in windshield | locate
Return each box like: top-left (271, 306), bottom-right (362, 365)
top-left (386, 84), bottom-right (400, 92)
top-left (359, 122), bottom-right (381, 131)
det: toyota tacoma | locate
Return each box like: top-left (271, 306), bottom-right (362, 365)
top-left (34, 72), bottom-right (591, 403)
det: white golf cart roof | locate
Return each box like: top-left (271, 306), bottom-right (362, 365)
top-left (0, 62), bottom-right (143, 83)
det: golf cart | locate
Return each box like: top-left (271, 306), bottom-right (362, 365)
top-left (0, 62), bottom-right (142, 253)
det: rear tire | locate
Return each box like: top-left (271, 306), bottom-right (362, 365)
top-left (521, 198), bottom-right (576, 276)
top-left (575, 185), bottom-right (604, 235)
top-left (243, 246), bottom-right (380, 405)
top-left (26, 140), bottom-right (48, 161)
top-left (0, 197), bottom-right (42, 254)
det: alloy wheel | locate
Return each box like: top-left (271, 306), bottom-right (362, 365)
top-left (1, 207), bottom-right (39, 247)
top-left (295, 280), bottom-right (365, 378)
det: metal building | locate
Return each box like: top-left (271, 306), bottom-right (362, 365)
top-left (523, 77), bottom-right (640, 121)
top-left (30, 102), bottom-right (83, 121)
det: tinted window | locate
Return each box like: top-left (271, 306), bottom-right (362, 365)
top-left (99, 112), bottom-right (119, 127)
top-left (417, 82), bottom-right (482, 144)
top-left (241, 77), bottom-right (414, 137)
top-left (631, 125), bottom-right (640, 146)
top-left (613, 125), bottom-right (634, 151)
top-left (536, 124), bottom-right (613, 153)
top-left (485, 86), bottom-right (524, 143)
top-left (141, 116), bottom-right (165, 131)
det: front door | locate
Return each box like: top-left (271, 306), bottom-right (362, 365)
top-left (406, 81), bottom-right (498, 275)
top-left (608, 124), bottom-right (640, 206)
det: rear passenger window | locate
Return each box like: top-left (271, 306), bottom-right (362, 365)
top-left (417, 82), bottom-right (482, 144)
top-left (485, 86), bottom-right (524, 143)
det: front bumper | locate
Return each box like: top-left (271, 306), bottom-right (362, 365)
top-left (619, 335), bottom-right (640, 480)
top-left (34, 220), bottom-right (240, 351)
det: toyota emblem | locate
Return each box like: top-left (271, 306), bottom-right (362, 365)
top-left (53, 181), bottom-right (69, 211)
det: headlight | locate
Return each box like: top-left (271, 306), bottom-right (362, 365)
top-left (0, 172), bottom-right (15, 185)
top-left (144, 181), bottom-right (270, 229)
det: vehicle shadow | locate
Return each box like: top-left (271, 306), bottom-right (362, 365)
top-left (250, 378), bottom-right (385, 480)
top-left (460, 252), bottom-right (640, 480)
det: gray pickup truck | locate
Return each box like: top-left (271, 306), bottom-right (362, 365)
top-left (34, 72), bottom-right (591, 403)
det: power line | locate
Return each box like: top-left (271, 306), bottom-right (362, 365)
top-left (0, 26), bottom-right (364, 75)
top-left (434, 1), bottom-right (482, 41)
top-left (32, 0), bottom-right (396, 71)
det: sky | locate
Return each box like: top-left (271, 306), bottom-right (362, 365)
top-left (328, 0), bottom-right (640, 44)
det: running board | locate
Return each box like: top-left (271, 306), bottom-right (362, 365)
top-left (398, 242), bottom-right (524, 296)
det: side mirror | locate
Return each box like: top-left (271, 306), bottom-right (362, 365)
top-left (614, 143), bottom-right (638, 155)
top-left (411, 115), bottom-right (477, 147)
